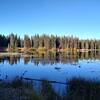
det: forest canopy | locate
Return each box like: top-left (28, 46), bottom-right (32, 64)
top-left (0, 34), bottom-right (100, 51)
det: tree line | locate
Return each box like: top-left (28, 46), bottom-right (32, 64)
top-left (0, 33), bottom-right (100, 50)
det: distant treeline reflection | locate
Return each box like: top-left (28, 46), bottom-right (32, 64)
top-left (0, 51), bottom-right (100, 65)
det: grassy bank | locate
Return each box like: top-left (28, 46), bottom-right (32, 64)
top-left (64, 78), bottom-right (100, 100)
top-left (0, 79), bottom-right (61, 100)
top-left (0, 78), bottom-right (100, 100)
top-left (0, 79), bottom-right (42, 100)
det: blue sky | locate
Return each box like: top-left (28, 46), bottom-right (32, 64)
top-left (0, 0), bottom-right (100, 39)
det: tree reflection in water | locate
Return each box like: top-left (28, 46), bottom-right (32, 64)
top-left (0, 51), bottom-right (100, 65)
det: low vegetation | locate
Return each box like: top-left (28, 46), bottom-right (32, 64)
top-left (0, 78), bottom-right (100, 100)
top-left (64, 78), bottom-right (100, 100)
top-left (0, 79), bottom-right (42, 100)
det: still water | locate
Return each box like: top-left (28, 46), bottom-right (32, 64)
top-left (0, 51), bottom-right (100, 95)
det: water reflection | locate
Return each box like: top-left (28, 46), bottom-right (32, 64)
top-left (0, 51), bottom-right (100, 100)
top-left (0, 51), bottom-right (100, 65)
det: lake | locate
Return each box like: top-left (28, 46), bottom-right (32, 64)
top-left (0, 51), bottom-right (100, 98)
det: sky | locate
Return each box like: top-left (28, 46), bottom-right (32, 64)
top-left (0, 0), bottom-right (100, 39)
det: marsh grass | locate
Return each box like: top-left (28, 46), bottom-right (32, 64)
top-left (0, 79), bottom-right (42, 100)
top-left (40, 80), bottom-right (61, 100)
top-left (63, 78), bottom-right (100, 100)
top-left (0, 78), bottom-right (100, 100)
top-left (11, 78), bottom-right (32, 89)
